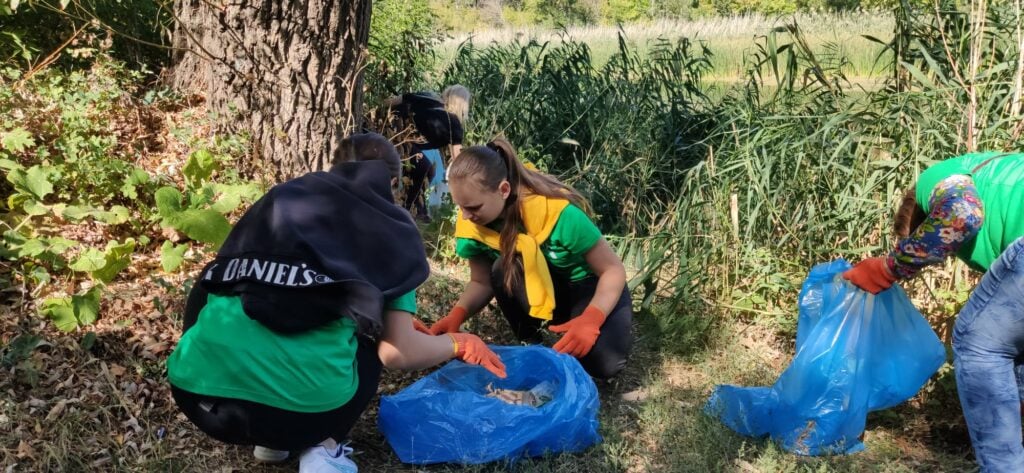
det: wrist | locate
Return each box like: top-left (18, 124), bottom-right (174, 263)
top-left (447, 333), bottom-right (460, 356)
top-left (449, 305), bottom-right (469, 324)
top-left (581, 305), bottom-right (607, 323)
top-left (880, 256), bottom-right (897, 282)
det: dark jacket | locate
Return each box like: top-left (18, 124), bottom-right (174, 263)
top-left (198, 160), bottom-right (429, 338)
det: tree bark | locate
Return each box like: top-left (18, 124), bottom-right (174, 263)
top-left (170, 0), bottom-right (371, 178)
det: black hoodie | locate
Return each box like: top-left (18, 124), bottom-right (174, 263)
top-left (197, 160), bottom-right (429, 338)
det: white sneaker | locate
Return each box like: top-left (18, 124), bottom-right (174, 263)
top-left (299, 441), bottom-right (358, 473)
top-left (253, 445), bottom-right (289, 463)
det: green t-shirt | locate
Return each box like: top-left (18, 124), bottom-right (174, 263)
top-left (454, 204), bottom-right (603, 281)
top-left (387, 290), bottom-right (417, 314)
top-left (167, 291), bottom-right (416, 413)
top-left (916, 151), bottom-right (1024, 271)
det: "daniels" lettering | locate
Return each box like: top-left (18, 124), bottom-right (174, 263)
top-left (203, 258), bottom-right (332, 287)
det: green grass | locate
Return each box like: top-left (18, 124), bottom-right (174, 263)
top-left (436, 12), bottom-right (895, 81)
top-left (377, 272), bottom-right (976, 472)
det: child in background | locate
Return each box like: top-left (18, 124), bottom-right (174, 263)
top-left (388, 92), bottom-right (464, 221)
top-left (385, 87), bottom-right (468, 220)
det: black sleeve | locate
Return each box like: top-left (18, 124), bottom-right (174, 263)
top-left (402, 92), bottom-right (444, 114)
top-left (182, 279), bottom-right (209, 333)
top-left (414, 109), bottom-right (464, 148)
top-left (449, 114), bottom-right (464, 145)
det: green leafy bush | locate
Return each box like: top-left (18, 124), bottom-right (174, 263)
top-left (365, 0), bottom-right (444, 105)
top-left (0, 0), bottom-right (171, 71)
top-left (0, 56), bottom-right (261, 331)
top-left (40, 286), bottom-right (102, 332)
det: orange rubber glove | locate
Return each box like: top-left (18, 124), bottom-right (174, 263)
top-left (549, 306), bottom-right (606, 358)
top-left (411, 318), bottom-right (431, 334)
top-left (842, 256), bottom-right (897, 295)
top-left (429, 306), bottom-right (469, 335)
top-left (449, 332), bottom-right (507, 378)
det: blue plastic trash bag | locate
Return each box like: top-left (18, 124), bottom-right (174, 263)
top-left (379, 345), bottom-right (601, 464)
top-left (705, 259), bottom-right (946, 455)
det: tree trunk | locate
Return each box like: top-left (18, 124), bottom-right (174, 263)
top-left (170, 0), bottom-right (372, 178)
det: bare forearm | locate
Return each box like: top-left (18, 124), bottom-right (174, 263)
top-left (582, 239), bottom-right (628, 315)
top-left (378, 310), bottom-right (456, 370)
top-left (378, 332), bottom-right (455, 370)
top-left (456, 280), bottom-right (493, 315)
top-left (589, 267), bottom-right (626, 315)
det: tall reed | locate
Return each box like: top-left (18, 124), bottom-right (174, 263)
top-left (436, 0), bottom-right (1024, 340)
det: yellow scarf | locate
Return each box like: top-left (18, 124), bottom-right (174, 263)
top-left (454, 194), bottom-right (569, 320)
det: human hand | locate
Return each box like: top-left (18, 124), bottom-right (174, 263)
top-left (549, 306), bottom-right (606, 358)
top-left (842, 256), bottom-right (897, 295)
top-left (428, 306), bottom-right (469, 335)
top-left (448, 333), bottom-right (506, 378)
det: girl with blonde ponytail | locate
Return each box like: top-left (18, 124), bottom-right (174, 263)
top-left (425, 138), bottom-right (633, 379)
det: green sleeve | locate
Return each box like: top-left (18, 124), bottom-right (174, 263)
top-left (385, 290), bottom-right (417, 315)
top-left (455, 237), bottom-right (497, 260)
top-left (551, 204), bottom-right (603, 254)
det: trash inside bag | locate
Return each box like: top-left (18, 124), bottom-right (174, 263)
top-left (379, 345), bottom-right (601, 464)
top-left (485, 381), bottom-right (556, 407)
top-left (705, 259), bottom-right (946, 455)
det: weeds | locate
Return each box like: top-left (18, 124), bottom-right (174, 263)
top-left (437, 0), bottom-right (1022, 340)
top-left (0, 55), bottom-right (263, 332)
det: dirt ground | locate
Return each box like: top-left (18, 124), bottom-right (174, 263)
top-left (1, 254), bottom-right (977, 472)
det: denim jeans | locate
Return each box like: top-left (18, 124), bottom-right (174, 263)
top-left (954, 237), bottom-right (1024, 473)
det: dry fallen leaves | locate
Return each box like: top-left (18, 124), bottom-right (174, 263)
top-left (16, 439), bottom-right (33, 459)
top-left (109, 364), bottom-right (127, 377)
